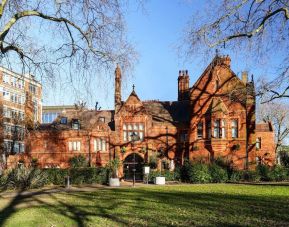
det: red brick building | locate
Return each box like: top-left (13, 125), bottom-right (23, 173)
top-left (7, 56), bottom-right (275, 178)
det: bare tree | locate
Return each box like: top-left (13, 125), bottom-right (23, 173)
top-left (0, 0), bottom-right (138, 82)
top-left (259, 101), bottom-right (289, 161)
top-left (182, 0), bottom-right (288, 102)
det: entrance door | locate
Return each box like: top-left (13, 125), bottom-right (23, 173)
top-left (123, 153), bottom-right (144, 181)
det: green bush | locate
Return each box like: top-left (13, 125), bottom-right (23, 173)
top-left (44, 167), bottom-right (109, 185)
top-left (268, 165), bottom-right (288, 181)
top-left (256, 164), bottom-right (271, 181)
top-left (148, 169), bottom-right (180, 182)
top-left (44, 168), bottom-right (68, 185)
top-left (1, 167), bottom-right (47, 190)
top-left (69, 155), bottom-right (88, 168)
top-left (209, 164), bottom-right (228, 183)
top-left (180, 159), bottom-right (193, 182)
top-left (189, 163), bottom-right (211, 183)
top-left (69, 167), bottom-right (109, 185)
top-left (242, 170), bottom-right (260, 182)
top-left (229, 170), bottom-right (243, 182)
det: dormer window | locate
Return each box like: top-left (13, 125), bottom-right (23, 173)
top-left (60, 117), bottom-right (67, 124)
top-left (72, 119), bottom-right (80, 130)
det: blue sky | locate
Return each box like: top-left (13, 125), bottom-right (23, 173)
top-left (43, 0), bottom-right (283, 110)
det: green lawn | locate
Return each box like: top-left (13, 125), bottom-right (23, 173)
top-left (0, 184), bottom-right (289, 227)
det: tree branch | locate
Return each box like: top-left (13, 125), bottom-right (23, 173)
top-left (0, 9), bottom-right (107, 58)
top-left (0, 0), bottom-right (8, 19)
top-left (208, 6), bottom-right (289, 47)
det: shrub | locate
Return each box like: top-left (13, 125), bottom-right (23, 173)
top-left (209, 164), bottom-right (228, 183)
top-left (180, 159), bottom-right (193, 182)
top-left (280, 151), bottom-right (289, 167)
top-left (229, 170), bottom-right (243, 182)
top-left (69, 167), bottom-right (109, 185)
top-left (242, 170), bottom-right (260, 182)
top-left (148, 169), bottom-right (180, 182)
top-left (268, 165), bottom-right (288, 181)
top-left (214, 157), bottom-right (234, 177)
top-left (69, 155), bottom-right (88, 168)
top-left (44, 168), bottom-right (68, 185)
top-left (107, 158), bottom-right (121, 178)
top-left (44, 167), bottom-right (109, 185)
top-left (256, 164), bottom-right (271, 181)
top-left (1, 167), bottom-right (47, 190)
top-left (189, 163), bottom-right (211, 183)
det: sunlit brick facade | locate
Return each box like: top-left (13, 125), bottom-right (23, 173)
top-left (0, 66), bottom-right (42, 168)
top-left (7, 56), bottom-right (275, 176)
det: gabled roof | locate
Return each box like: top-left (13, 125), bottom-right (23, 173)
top-left (205, 97), bottom-right (229, 115)
top-left (190, 55), bottom-right (246, 95)
top-left (117, 88), bottom-right (146, 114)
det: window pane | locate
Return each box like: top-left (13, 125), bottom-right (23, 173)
top-left (123, 132), bottom-right (127, 142)
top-left (97, 139), bottom-right (101, 151)
top-left (139, 132), bottom-right (144, 141)
top-left (133, 124), bottom-right (138, 130)
top-left (102, 139), bottom-right (106, 151)
top-left (139, 124), bottom-right (144, 130)
top-left (128, 124), bottom-right (132, 130)
top-left (123, 124), bottom-right (127, 130)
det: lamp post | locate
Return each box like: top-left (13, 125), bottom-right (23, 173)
top-left (130, 132), bottom-right (139, 187)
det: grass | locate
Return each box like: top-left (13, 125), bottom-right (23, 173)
top-left (0, 184), bottom-right (289, 226)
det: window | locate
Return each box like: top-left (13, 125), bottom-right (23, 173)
top-left (60, 117), bottom-right (67, 124)
top-left (33, 100), bottom-right (38, 122)
top-left (221, 120), bottom-right (226, 138)
top-left (197, 122), bottom-right (203, 138)
top-left (4, 124), bottom-right (11, 135)
top-left (213, 119), bottom-right (220, 138)
top-left (180, 131), bottom-right (188, 142)
top-left (94, 138), bottom-right (107, 151)
top-left (98, 117), bottom-right (105, 123)
top-left (29, 83), bottom-right (36, 94)
top-left (123, 123), bottom-right (145, 142)
top-left (231, 120), bottom-right (238, 138)
top-left (3, 89), bottom-right (10, 100)
top-left (213, 119), bottom-right (226, 138)
top-left (42, 112), bottom-right (59, 123)
top-left (3, 106), bottom-right (11, 118)
top-left (72, 119), bottom-right (80, 130)
top-left (3, 73), bottom-right (9, 83)
top-left (256, 138), bottom-right (261, 150)
top-left (68, 141), bottom-right (81, 151)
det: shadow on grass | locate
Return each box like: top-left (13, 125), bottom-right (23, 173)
top-left (0, 185), bottom-right (289, 226)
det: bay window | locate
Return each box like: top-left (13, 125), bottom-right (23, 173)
top-left (123, 123), bottom-right (144, 142)
top-left (213, 119), bottom-right (226, 138)
top-left (94, 138), bottom-right (107, 152)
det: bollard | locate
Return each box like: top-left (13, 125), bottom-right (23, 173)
top-left (65, 176), bottom-right (70, 189)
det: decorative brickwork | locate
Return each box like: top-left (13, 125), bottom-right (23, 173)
top-left (7, 56), bottom-right (275, 174)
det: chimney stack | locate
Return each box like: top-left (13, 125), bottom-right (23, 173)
top-left (115, 64), bottom-right (122, 112)
top-left (178, 70), bottom-right (190, 101)
top-left (242, 71), bottom-right (248, 84)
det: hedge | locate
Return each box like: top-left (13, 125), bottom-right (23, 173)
top-left (43, 167), bottom-right (109, 185)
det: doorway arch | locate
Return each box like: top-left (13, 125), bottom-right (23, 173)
top-left (123, 153), bottom-right (144, 181)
